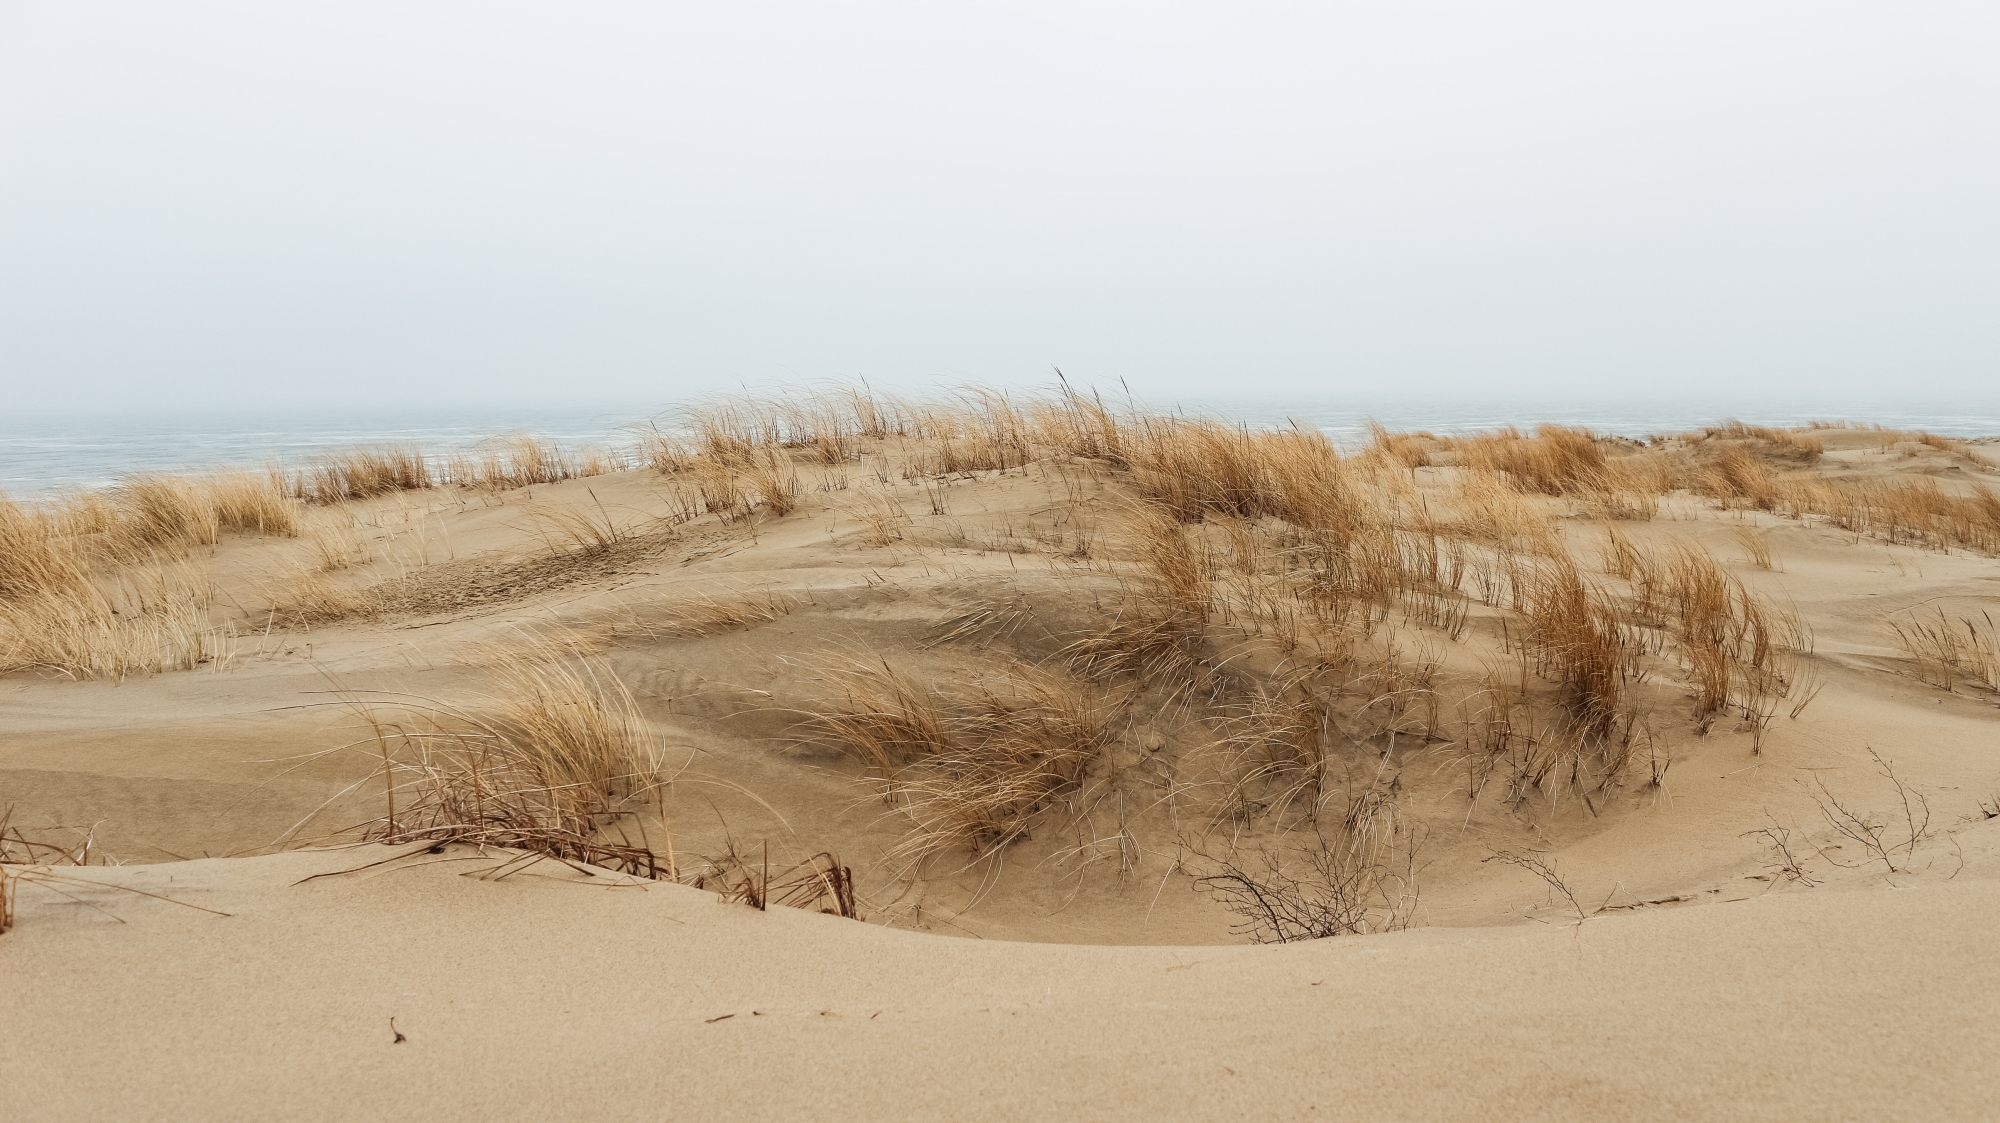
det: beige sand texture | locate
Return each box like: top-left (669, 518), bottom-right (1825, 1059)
top-left (6, 401), bottom-right (2000, 1119)
top-left (7, 845), bottom-right (2000, 1122)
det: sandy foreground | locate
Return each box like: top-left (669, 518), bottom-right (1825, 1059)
top-left (9, 844), bottom-right (1999, 1121)
top-left (7, 407), bottom-right (2000, 1118)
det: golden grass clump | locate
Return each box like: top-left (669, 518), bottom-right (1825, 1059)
top-left (1028, 384), bottom-right (1128, 463)
top-left (1451, 675), bottom-right (1641, 811)
top-left (1887, 607), bottom-right (1999, 693)
top-left (0, 478), bottom-right (290, 677)
top-left (1215, 673), bottom-right (1339, 823)
top-left (1695, 445), bottom-right (1781, 509)
top-left (446, 435), bottom-right (589, 490)
top-left (1063, 502), bottom-right (1217, 702)
top-left (1122, 419), bottom-right (1340, 523)
top-left (349, 632), bottom-right (673, 876)
top-left (1705, 420), bottom-right (1824, 459)
top-left (0, 493), bottom-right (95, 602)
top-left (105, 469), bottom-right (302, 547)
top-left (1517, 557), bottom-right (1634, 735)
top-left (1452, 425), bottom-right (1607, 497)
top-left (807, 657), bottom-right (1109, 870)
top-left (1886, 430), bottom-right (1993, 467)
top-left (1774, 477), bottom-right (2000, 554)
top-left (294, 446), bottom-right (435, 504)
top-left (742, 450), bottom-right (801, 516)
top-left (291, 435), bottom-right (620, 505)
top-left (268, 560), bottom-right (379, 624)
top-left (1732, 525), bottom-right (1775, 570)
top-left (1366, 423), bottom-right (1437, 471)
top-left (1607, 538), bottom-right (1807, 724)
top-left (0, 559), bottom-right (223, 679)
top-left (1428, 426), bottom-right (1671, 521)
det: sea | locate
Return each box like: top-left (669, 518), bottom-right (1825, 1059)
top-left (5, 395), bottom-right (1997, 497)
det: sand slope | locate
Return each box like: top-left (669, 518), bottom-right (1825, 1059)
top-left (9, 844), bottom-right (2000, 1122)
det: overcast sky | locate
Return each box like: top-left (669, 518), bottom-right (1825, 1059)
top-left (2, 2), bottom-right (1995, 415)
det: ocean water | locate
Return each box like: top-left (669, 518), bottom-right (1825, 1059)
top-left (4, 395), bottom-right (1997, 497)
top-left (0, 405), bottom-right (661, 497)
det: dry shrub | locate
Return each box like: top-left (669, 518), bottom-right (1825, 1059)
top-left (1805, 748), bottom-right (1934, 875)
top-left (1192, 787), bottom-right (1422, 941)
top-left (1887, 607), bottom-right (1999, 692)
top-left (346, 632), bottom-right (673, 876)
top-left (806, 657), bottom-right (1109, 869)
top-left (695, 848), bottom-right (860, 918)
top-left (1451, 676), bottom-right (1640, 808)
top-left (0, 805), bottom-right (98, 934)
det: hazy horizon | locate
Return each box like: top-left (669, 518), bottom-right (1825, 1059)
top-left (3, 3), bottom-right (1996, 413)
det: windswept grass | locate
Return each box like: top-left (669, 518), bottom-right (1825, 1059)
top-left (342, 631), bottom-right (674, 876)
top-left (1517, 556), bottom-right (1633, 736)
top-left (1888, 607), bottom-right (1999, 693)
top-left (804, 656), bottom-right (1110, 871)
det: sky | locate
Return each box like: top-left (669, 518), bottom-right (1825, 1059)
top-left (2, 2), bottom-right (1996, 415)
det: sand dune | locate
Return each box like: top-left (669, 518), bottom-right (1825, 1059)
top-left (5, 397), bottom-right (2000, 1117)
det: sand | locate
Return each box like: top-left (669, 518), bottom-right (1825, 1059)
top-left (8, 844), bottom-right (2000, 1121)
top-left (6, 418), bottom-right (2000, 1118)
